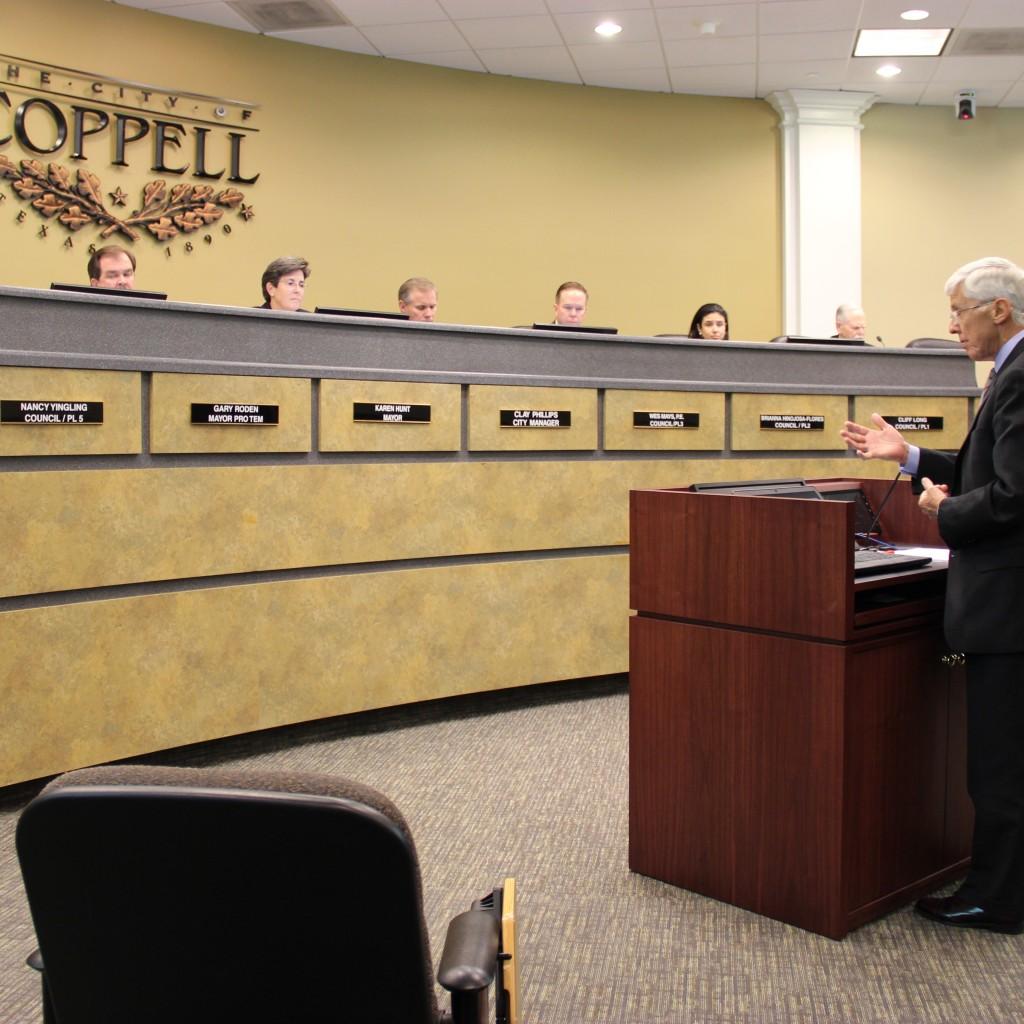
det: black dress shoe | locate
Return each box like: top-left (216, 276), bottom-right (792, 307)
top-left (916, 895), bottom-right (1024, 934)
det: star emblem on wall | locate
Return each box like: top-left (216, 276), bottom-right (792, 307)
top-left (239, 203), bottom-right (255, 221)
top-left (108, 186), bottom-right (128, 206)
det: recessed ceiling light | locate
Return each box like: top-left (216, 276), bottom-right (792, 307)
top-left (900, 9), bottom-right (930, 21)
top-left (855, 28), bottom-right (950, 57)
top-left (595, 21), bottom-right (622, 38)
top-left (876, 64), bottom-right (903, 79)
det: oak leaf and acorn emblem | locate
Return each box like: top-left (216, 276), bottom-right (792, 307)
top-left (0, 156), bottom-right (250, 242)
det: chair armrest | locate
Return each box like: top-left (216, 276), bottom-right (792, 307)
top-left (437, 909), bottom-right (498, 993)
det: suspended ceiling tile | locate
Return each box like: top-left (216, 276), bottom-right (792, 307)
top-left (656, 3), bottom-right (756, 40)
top-left (333, 0), bottom-right (449, 26)
top-left (141, 1), bottom-right (257, 31)
top-left (664, 35), bottom-right (756, 68)
top-left (570, 40), bottom-right (667, 72)
top-left (857, 0), bottom-right (969, 27)
top-left (759, 31), bottom-right (855, 63)
top-left (267, 25), bottom-right (379, 53)
top-left (843, 55), bottom-right (939, 83)
top-left (759, 0), bottom-right (859, 36)
top-left (440, 0), bottom-right (547, 15)
top-left (757, 58), bottom-right (848, 93)
top-left (930, 54), bottom-right (1024, 80)
top-left (547, 0), bottom-right (650, 12)
top-left (359, 20), bottom-right (470, 54)
top-left (478, 45), bottom-right (581, 82)
top-left (396, 50), bottom-right (488, 72)
top-left (455, 15), bottom-right (561, 49)
top-left (960, 0), bottom-right (1024, 29)
top-left (580, 66), bottom-right (673, 91)
top-left (669, 63), bottom-right (757, 97)
top-left (554, 10), bottom-right (660, 46)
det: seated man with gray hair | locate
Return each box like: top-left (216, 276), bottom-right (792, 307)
top-left (834, 304), bottom-right (867, 340)
top-left (398, 277), bottom-right (438, 322)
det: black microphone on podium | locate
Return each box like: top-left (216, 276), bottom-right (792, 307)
top-left (857, 470), bottom-right (903, 548)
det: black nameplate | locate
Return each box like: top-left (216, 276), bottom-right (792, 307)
top-left (191, 403), bottom-right (279, 425)
top-left (500, 409), bottom-right (571, 428)
top-left (353, 402), bottom-right (431, 424)
top-left (1, 400), bottom-right (103, 424)
top-left (759, 414), bottom-right (825, 431)
top-left (880, 415), bottom-right (944, 431)
top-left (633, 411), bottom-right (700, 429)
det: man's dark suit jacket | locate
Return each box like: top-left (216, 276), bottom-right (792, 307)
top-left (917, 338), bottom-right (1024, 652)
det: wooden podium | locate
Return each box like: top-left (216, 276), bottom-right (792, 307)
top-left (628, 479), bottom-right (972, 939)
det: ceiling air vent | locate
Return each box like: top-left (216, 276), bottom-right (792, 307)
top-left (949, 29), bottom-right (1024, 57)
top-left (227, 0), bottom-right (351, 33)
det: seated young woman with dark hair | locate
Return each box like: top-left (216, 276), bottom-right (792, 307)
top-left (688, 302), bottom-right (729, 340)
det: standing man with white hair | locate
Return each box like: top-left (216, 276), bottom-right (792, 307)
top-left (840, 256), bottom-right (1024, 934)
top-left (834, 304), bottom-right (867, 340)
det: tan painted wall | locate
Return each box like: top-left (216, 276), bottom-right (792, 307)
top-left (862, 102), bottom-right (1024, 363)
top-left (0, 0), bottom-right (781, 338)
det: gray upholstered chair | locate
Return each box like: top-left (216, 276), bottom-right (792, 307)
top-left (17, 764), bottom-right (518, 1024)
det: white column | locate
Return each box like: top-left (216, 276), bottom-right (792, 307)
top-left (767, 90), bottom-right (877, 338)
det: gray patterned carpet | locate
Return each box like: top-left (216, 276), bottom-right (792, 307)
top-left (2, 676), bottom-right (1022, 1023)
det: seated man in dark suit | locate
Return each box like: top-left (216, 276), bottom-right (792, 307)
top-left (88, 245), bottom-right (135, 290)
top-left (841, 256), bottom-right (1024, 934)
top-left (398, 277), bottom-right (438, 322)
top-left (833, 304), bottom-right (866, 340)
top-left (553, 281), bottom-right (588, 326)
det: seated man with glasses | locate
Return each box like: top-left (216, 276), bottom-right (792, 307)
top-left (833, 303), bottom-right (867, 340)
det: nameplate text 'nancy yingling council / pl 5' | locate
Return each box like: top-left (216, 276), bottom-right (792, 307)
top-left (1, 400), bottom-right (103, 424)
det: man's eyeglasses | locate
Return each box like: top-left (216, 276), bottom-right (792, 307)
top-left (949, 300), bottom-right (993, 322)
